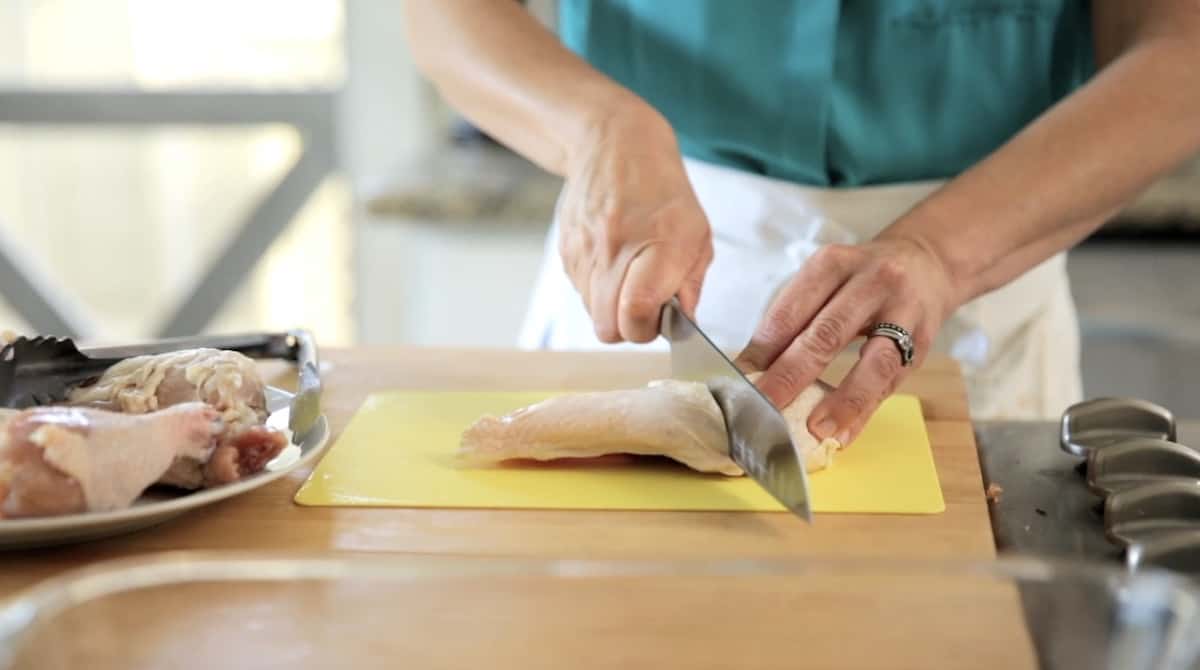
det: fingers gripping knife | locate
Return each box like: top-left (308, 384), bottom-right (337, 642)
top-left (659, 298), bottom-right (813, 522)
top-left (0, 329), bottom-right (322, 443)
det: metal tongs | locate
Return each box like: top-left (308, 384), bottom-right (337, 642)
top-left (0, 329), bottom-right (322, 441)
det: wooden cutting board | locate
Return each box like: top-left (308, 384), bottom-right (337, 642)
top-left (294, 388), bottom-right (944, 514)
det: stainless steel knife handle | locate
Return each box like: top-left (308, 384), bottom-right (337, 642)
top-left (286, 329), bottom-right (323, 441)
top-left (290, 329), bottom-right (321, 393)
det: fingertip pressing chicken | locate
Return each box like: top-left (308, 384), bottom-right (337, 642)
top-left (745, 372), bottom-right (844, 472)
top-left (457, 377), bottom-right (844, 476)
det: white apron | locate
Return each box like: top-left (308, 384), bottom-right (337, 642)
top-left (518, 158), bottom-right (1083, 420)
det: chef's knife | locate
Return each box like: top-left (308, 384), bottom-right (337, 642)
top-left (660, 298), bottom-right (813, 522)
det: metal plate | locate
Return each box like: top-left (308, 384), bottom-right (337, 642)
top-left (0, 387), bottom-right (330, 550)
top-left (973, 421), bottom-right (1119, 560)
top-left (974, 420), bottom-right (1200, 566)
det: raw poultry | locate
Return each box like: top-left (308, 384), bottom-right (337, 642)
top-left (0, 348), bottom-right (288, 519)
top-left (67, 348), bottom-right (286, 490)
top-left (0, 403), bottom-right (220, 518)
top-left (67, 348), bottom-right (269, 431)
top-left (458, 376), bottom-right (841, 475)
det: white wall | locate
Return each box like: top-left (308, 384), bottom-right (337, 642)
top-left (0, 0), bottom-right (560, 348)
top-left (0, 0), bottom-right (354, 345)
top-left (349, 1), bottom-right (559, 347)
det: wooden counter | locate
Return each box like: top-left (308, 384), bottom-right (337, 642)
top-left (0, 347), bottom-right (996, 591)
top-left (0, 347), bottom-right (1029, 669)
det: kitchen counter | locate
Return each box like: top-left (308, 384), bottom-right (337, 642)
top-left (975, 419), bottom-right (1200, 561)
top-left (0, 348), bottom-right (995, 579)
top-left (0, 348), bottom-right (1037, 668)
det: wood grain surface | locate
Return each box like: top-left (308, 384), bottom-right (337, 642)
top-left (0, 347), bottom-right (1026, 669)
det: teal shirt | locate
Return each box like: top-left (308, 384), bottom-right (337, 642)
top-left (558, 0), bottom-right (1095, 187)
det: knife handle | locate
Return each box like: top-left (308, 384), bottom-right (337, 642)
top-left (286, 329), bottom-right (323, 438)
top-left (290, 329), bottom-right (322, 390)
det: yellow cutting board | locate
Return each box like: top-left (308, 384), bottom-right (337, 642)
top-left (295, 390), bottom-right (944, 514)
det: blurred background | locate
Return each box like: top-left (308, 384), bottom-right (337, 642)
top-left (1, 0), bottom-right (1199, 412)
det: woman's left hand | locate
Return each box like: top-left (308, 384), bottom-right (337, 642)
top-left (734, 234), bottom-right (960, 447)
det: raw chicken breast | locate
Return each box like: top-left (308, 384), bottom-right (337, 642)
top-left (66, 348), bottom-right (269, 430)
top-left (0, 403), bottom-right (221, 518)
top-left (459, 380), bottom-right (741, 475)
top-left (457, 377), bottom-right (844, 475)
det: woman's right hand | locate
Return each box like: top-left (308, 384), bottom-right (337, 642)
top-left (557, 104), bottom-right (714, 344)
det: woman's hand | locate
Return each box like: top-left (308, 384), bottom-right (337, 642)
top-left (403, 0), bottom-right (713, 339)
top-left (557, 106), bottom-right (714, 343)
top-left (735, 234), bottom-right (960, 446)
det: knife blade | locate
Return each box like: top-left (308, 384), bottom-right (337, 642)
top-left (659, 298), bottom-right (813, 522)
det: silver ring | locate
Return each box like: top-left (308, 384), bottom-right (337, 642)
top-left (869, 322), bottom-right (915, 367)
